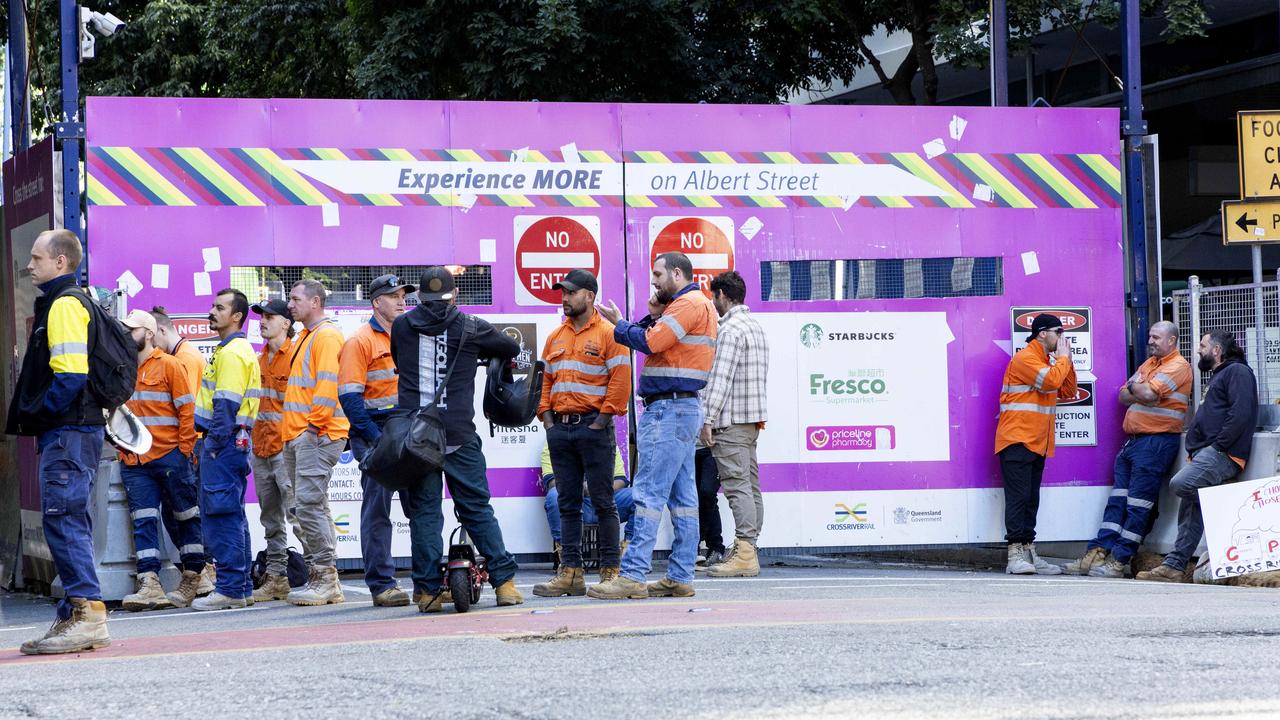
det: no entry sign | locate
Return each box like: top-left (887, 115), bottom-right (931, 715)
top-left (648, 216), bottom-right (735, 295)
top-left (513, 215), bottom-right (601, 305)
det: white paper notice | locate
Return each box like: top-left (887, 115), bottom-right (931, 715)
top-left (381, 224), bottom-right (400, 250)
top-left (740, 216), bottom-right (763, 241)
top-left (949, 115), bottom-right (968, 141)
top-left (193, 272), bottom-right (212, 297)
top-left (150, 264), bottom-right (170, 289)
top-left (116, 270), bottom-right (143, 298)
top-left (923, 138), bottom-right (947, 159)
top-left (973, 183), bottom-right (994, 202)
top-left (247, 319), bottom-right (263, 344)
top-left (560, 143), bottom-right (579, 163)
top-left (321, 203), bottom-right (340, 227)
top-left (1020, 250), bottom-right (1041, 276)
top-left (457, 193), bottom-right (477, 213)
top-left (479, 238), bottom-right (497, 263)
top-left (511, 147), bottom-right (529, 163)
top-left (201, 247), bottom-right (222, 272)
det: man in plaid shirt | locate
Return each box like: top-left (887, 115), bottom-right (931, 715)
top-left (700, 271), bottom-right (769, 577)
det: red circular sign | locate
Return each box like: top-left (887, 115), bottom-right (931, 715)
top-left (515, 217), bottom-right (600, 305)
top-left (650, 218), bottom-right (734, 295)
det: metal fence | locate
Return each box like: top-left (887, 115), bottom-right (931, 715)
top-left (1170, 274), bottom-right (1280, 407)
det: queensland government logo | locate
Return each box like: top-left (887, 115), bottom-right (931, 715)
top-left (829, 502), bottom-right (875, 531)
top-left (893, 507), bottom-right (944, 525)
top-left (800, 323), bottom-right (823, 349)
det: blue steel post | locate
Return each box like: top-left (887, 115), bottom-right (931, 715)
top-left (8, 0), bottom-right (30, 149)
top-left (991, 0), bottom-right (1008, 106)
top-left (58, 0), bottom-right (85, 283)
top-left (1120, 0), bottom-right (1149, 369)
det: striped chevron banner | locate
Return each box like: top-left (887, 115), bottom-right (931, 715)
top-left (86, 145), bottom-right (1120, 210)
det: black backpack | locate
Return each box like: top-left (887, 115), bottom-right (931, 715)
top-left (56, 287), bottom-right (139, 410)
top-left (250, 547), bottom-right (309, 589)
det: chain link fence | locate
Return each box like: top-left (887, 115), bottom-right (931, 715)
top-left (1170, 276), bottom-right (1279, 407)
top-left (228, 264), bottom-right (493, 306)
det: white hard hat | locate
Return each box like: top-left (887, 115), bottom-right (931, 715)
top-left (104, 406), bottom-right (153, 456)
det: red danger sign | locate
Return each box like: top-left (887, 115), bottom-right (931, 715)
top-left (513, 215), bottom-right (602, 306)
top-left (648, 216), bottom-right (735, 295)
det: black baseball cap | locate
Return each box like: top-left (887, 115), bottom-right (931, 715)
top-left (553, 269), bottom-right (598, 294)
top-left (369, 273), bottom-right (416, 300)
top-left (419, 266), bottom-right (456, 301)
top-left (1027, 313), bottom-right (1064, 342)
top-left (251, 298), bottom-right (292, 320)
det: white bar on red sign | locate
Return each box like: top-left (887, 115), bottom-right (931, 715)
top-left (689, 254), bottom-right (729, 269)
top-left (520, 252), bottom-right (597, 268)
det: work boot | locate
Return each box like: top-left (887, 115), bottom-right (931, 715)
top-left (122, 572), bottom-right (173, 612)
top-left (599, 566), bottom-right (620, 584)
top-left (586, 575), bottom-right (649, 600)
top-left (1135, 563), bottom-right (1187, 583)
top-left (1026, 544), bottom-right (1064, 575)
top-left (647, 577), bottom-right (695, 598)
top-left (372, 587), bottom-right (410, 607)
top-left (1088, 556), bottom-right (1130, 578)
top-left (495, 580), bottom-right (524, 606)
top-left (251, 573), bottom-right (291, 602)
top-left (1065, 547), bottom-right (1108, 576)
top-left (620, 539), bottom-right (629, 557)
top-left (533, 566), bottom-right (586, 597)
top-left (191, 591), bottom-right (248, 611)
top-left (166, 569), bottom-right (203, 608)
top-left (1005, 543), bottom-right (1035, 574)
top-left (287, 566), bottom-right (345, 605)
top-left (414, 589), bottom-right (452, 613)
top-left (709, 538), bottom-right (760, 577)
top-left (696, 547), bottom-right (726, 573)
top-left (20, 599), bottom-right (110, 655)
top-left (552, 541), bottom-right (562, 572)
top-left (196, 564), bottom-right (216, 596)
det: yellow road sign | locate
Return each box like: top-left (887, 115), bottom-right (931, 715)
top-left (1238, 111), bottom-right (1280, 198)
top-left (1222, 199), bottom-right (1280, 244)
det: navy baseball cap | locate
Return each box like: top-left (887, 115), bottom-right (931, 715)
top-left (369, 273), bottom-right (416, 300)
top-left (251, 298), bottom-right (292, 319)
top-left (553, 269), bottom-right (598, 294)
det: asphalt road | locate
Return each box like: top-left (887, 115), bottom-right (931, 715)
top-left (1, 558), bottom-right (1278, 720)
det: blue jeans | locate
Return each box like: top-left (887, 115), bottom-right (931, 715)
top-left (1087, 433), bottom-right (1179, 563)
top-left (403, 433), bottom-right (519, 592)
top-left (121, 447), bottom-right (207, 574)
top-left (544, 486), bottom-right (635, 543)
top-left (621, 397), bottom-right (702, 584)
top-left (199, 441), bottom-right (251, 599)
top-left (1163, 445), bottom-right (1241, 571)
top-left (352, 433), bottom-right (413, 594)
top-left (38, 427), bottom-right (105, 617)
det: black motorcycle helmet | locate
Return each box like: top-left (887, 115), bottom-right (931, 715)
top-left (483, 357), bottom-right (545, 429)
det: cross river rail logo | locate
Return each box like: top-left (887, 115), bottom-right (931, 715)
top-left (829, 503), bottom-right (876, 531)
top-left (800, 323), bottom-right (823, 349)
top-left (333, 514), bottom-right (354, 540)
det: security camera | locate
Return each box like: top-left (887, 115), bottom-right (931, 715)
top-left (89, 11), bottom-right (126, 36)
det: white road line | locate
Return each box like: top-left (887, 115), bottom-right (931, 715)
top-left (0, 626), bottom-right (37, 634)
top-left (341, 584), bottom-right (373, 596)
top-left (106, 605), bottom-right (270, 623)
top-left (773, 583), bottom-right (945, 590)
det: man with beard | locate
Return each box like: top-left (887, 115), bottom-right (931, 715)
top-left (531, 269), bottom-right (632, 597)
top-left (339, 274), bottom-right (416, 607)
top-left (117, 310), bottom-right (205, 611)
top-left (192, 289), bottom-right (260, 609)
top-left (1066, 321), bottom-right (1190, 578)
top-left (592, 252), bottom-right (717, 600)
top-left (1137, 331), bottom-right (1258, 583)
top-left (390, 266), bottom-right (524, 612)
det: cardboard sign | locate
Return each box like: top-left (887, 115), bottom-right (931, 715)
top-left (1201, 475), bottom-right (1280, 580)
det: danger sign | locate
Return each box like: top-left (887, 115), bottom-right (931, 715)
top-left (648, 216), bottom-right (735, 295)
top-left (513, 215), bottom-right (602, 306)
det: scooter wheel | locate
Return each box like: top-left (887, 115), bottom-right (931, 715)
top-left (448, 569), bottom-right (472, 613)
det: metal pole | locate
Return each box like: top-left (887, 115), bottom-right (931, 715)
top-left (1253, 245), bottom-right (1267, 402)
top-left (991, 0), bottom-right (1008, 106)
top-left (58, 0), bottom-right (85, 284)
top-left (1121, 0), bottom-right (1150, 371)
top-left (8, 0), bottom-right (29, 150)
top-left (1189, 275), bottom-right (1202, 412)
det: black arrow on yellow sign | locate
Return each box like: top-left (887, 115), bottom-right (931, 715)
top-left (1237, 212), bottom-right (1259, 233)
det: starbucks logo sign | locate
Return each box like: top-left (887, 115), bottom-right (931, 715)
top-left (800, 323), bottom-right (823, 349)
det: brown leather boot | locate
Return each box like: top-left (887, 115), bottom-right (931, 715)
top-left (532, 566), bottom-right (586, 597)
top-left (251, 573), bottom-right (291, 602)
top-left (166, 569), bottom-right (203, 607)
top-left (20, 598), bottom-right (110, 655)
top-left (598, 566), bottom-right (620, 584)
top-left (708, 538), bottom-right (760, 577)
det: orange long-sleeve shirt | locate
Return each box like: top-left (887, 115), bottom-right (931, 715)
top-left (253, 337), bottom-right (293, 458)
top-left (538, 311), bottom-right (632, 417)
top-left (172, 338), bottom-right (206, 400)
top-left (121, 348), bottom-right (196, 465)
top-left (994, 341), bottom-right (1077, 458)
top-left (282, 319), bottom-right (350, 442)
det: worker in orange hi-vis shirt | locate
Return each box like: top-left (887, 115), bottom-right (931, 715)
top-left (995, 313), bottom-right (1076, 577)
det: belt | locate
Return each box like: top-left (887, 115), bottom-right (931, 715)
top-left (555, 411), bottom-right (598, 425)
top-left (642, 391), bottom-right (697, 407)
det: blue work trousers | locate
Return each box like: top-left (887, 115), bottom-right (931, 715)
top-left (121, 447), bottom-right (207, 574)
top-left (352, 433), bottom-right (413, 595)
top-left (1087, 433), bottom-right (1180, 563)
top-left (38, 427), bottom-right (105, 618)
top-left (621, 397), bottom-right (702, 585)
top-left (199, 442), bottom-right (251, 599)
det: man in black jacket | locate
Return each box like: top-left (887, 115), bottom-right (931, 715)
top-left (389, 266), bottom-right (524, 611)
top-left (1137, 330), bottom-right (1258, 582)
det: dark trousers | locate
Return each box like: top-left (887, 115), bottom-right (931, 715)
top-left (38, 427), bottom-right (105, 618)
top-left (353, 429), bottom-right (413, 594)
top-left (1087, 433), bottom-right (1180, 563)
top-left (404, 433), bottom-right (519, 592)
top-left (1000, 443), bottom-right (1046, 544)
top-left (695, 447), bottom-right (725, 554)
top-left (547, 416), bottom-right (620, 568)
top-left (121, 447), bottom-right (207, 574)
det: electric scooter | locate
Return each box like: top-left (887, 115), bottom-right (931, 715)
top-left (442, 522), bottom-right (487, 613)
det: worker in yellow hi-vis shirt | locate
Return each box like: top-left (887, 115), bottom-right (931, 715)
top-left (192, 288), bottom-right (260, 611)
top-left (6, 229), bottom-right (110, 655)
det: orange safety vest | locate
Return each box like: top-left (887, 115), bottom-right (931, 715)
top-left (537, 311), bottom-right (632, 417)
top-left (121, 348), bottom-right (196, 465)
top-left (281, 319), bottom-right (350, 442)
top-left (338, 320), bottom-right (398, 413)
top-left (252, 337), bottom-right (293, 458)
top-left (1123, 350), bottom-right (1192, 435)
top-left (995, 341), bottom-right (1077, 458)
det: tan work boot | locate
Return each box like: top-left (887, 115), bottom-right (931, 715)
top-left (251, 573), bottom-right (291, 602)
top-left (532, 566), bottom-right (586, 597)
top-left (166, 569), bottom-right (203, 608)
top-left (552, 541), bottom-right (562, 571)
top-left (599, 566), bottom-right (620, 584)
top-left (647, 577), bottom-right (695, 598)
top-left (372, 587), bottom-right (410, 607)
top-left (414, 589), bottom-right (453, 613)
top-left (1136, 563), bottom-right (1187, 583)
top-left (191, 591), bottom-right (247, 611)
top-left (20, 598), bottom-right (110, 655)
top-left (196, 564), bottom-right (216, 596)
top-left (1065, 547), bottom-right (1108, 576)
top-left (495, 579), bottom-right (524, 606)
top-left (287, 566), bottom-right (345, 605)
top-left (122, 572), bottom-right (173, 612)
top-left (708, 538), bottom-right (760, 577)
top-left (587, 575), bottom-right (649, 600)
